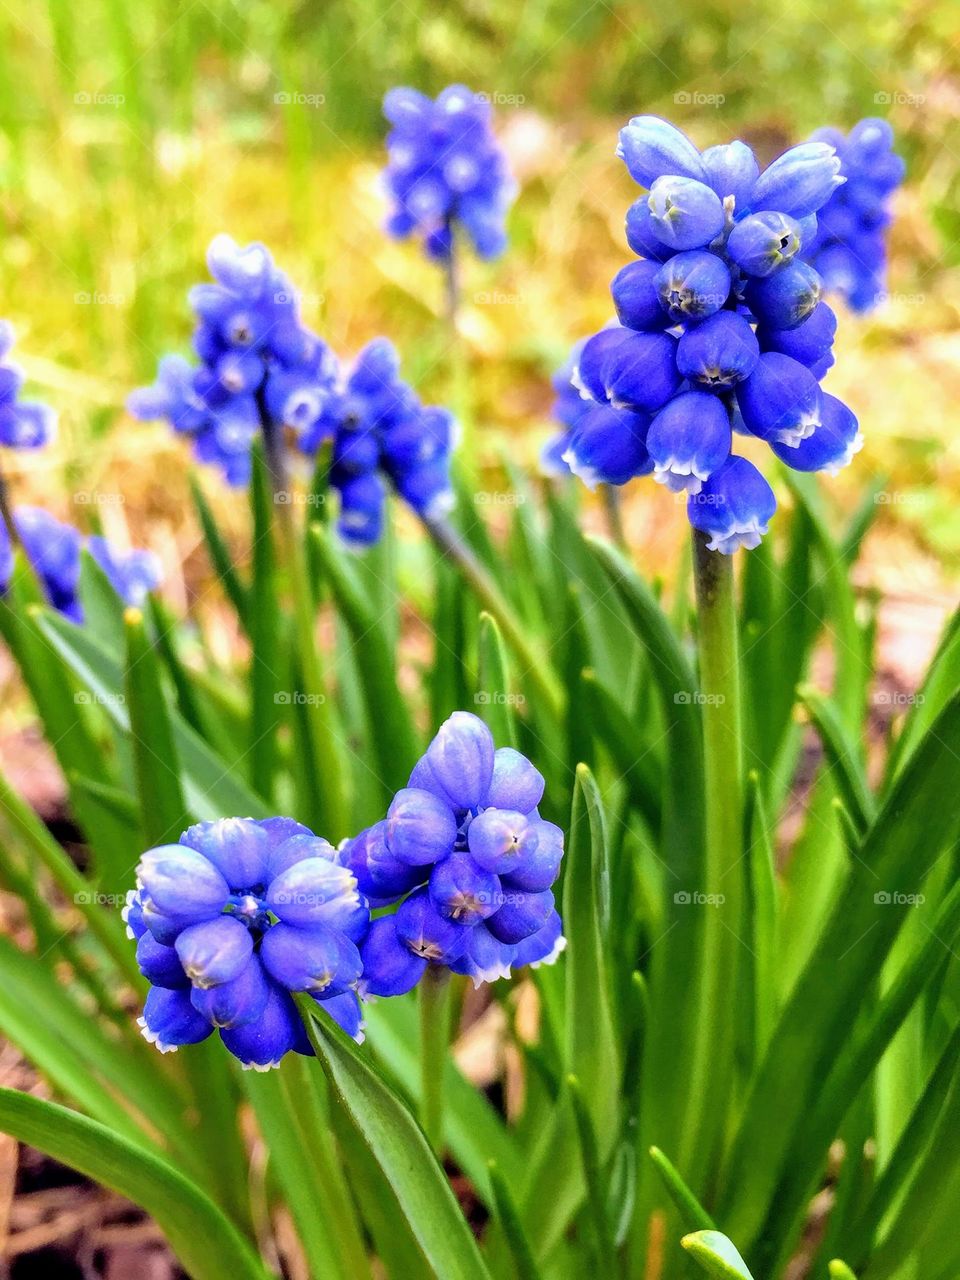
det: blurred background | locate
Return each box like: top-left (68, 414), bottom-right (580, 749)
top-left (1, 0), bottom-right (959, 707)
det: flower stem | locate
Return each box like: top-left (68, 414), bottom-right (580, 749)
top-left (682, 529), bottom-right (744, 1177)
top-left (423, 511), bottom-right (563, 719)
top-left (600, 484), bottom-right (628, 553)
top-left (443, 222), bottom-right (460, 335)
top-left (419, 966), bottom-right (452, 1156)
top-left (257, 394), bottom-right (348, 841)
top-left (0, 454), bottom-right (20, 548)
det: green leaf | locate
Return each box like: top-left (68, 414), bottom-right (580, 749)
top-left (242, 1060), bottom-right (371, 1280)
top-left (487, 1159), bottom-right (543, 1280)
top-left (580, 667), bottom-right (660, 832)
top-left (476, 612), bottom-right (519, 748)
top-left (0, 1089), bottom-right (269, 1280)
top-left (741, 772), bottom-right (779, 1067)
top-left (648, 1147), bottom-right (716, 1231)
top-left (828, 1263), bottom-right (858, 1280)
top-left (300, 999), bottom-right (493, 1280)
top-left (797, 686), bottom-right (875, 830)
top-left (722, 693), bottom-right (960, 1252)
top-left (189, 474), bottom-right (250, 630)
top-left (310, 524), bottom-right (419, 799)
top-left (125, 608), bottom-right (191, 846)
top-left (248, 446), bottom-right (283, 801)
top-left (681, 1231), bottom-right (755, 1279)
top-left (518, 766), bottom-right (619, 1259)
top-left (569, 1075), bottom-right (617, 1272)
top-left (37, 609), bottom-right (269, 819)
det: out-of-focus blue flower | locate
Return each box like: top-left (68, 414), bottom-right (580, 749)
top-left (802, 118), bottom-right (905, 312)
top-left (128, 236), bottom-right (339, 485)
top-left (313, 338), bottom-right (456, 548)
top-left (0, 507), bottom-right (161, 622)
top-left (559, 116), bottom-right (861, 550)
top-left (131, 817), bottom-right (369, 1069)
top-left (0, 323), bottom-right (57, 449)
top-left (346, 713), bottom-right (565, 994)
top-left (382, 85), bottom-right (516, 262)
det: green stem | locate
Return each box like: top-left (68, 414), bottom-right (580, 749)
top-left (419, 966), bottom-right (452, 1155)
top-left (0, 453), bottom-right (20, 548)
top-left (423, 512), bottom-right (563, 719)
top-left (600, 484), bottom-right (628, 553)
top-left (680, 531), bottom-right (744, 1180)
top-left (258, 397), bottom-right (348, 840)
top-left (443, 219), bottom-right (460, 334)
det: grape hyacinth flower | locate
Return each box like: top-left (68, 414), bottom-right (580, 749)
top-left (128, 817), bottom-right (369, 1069)
top-left (802, 118), bottom-right (905, 312)
top-left (303, 338), bottom-right (455, 548)
top-left (345, 712), bottom-right (565, 994)
top-left (561, 116), bottom-right (864, 553)
top-left (128, 236), bottom-right (339, 486)
top-left (0, 507), bottom-right (161, 622)
top-left (382, 85), bottom-right (516, 264)
top-left (0, 322), bottom-right (57, 450)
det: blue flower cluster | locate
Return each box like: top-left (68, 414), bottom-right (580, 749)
top-left (346, 712), bottom-right (565, 994)
top-left (305, 338), bottom-right (456, 547)
top-left (561, 117), bottom-right (863, 553)
top-left (382, 85), bottom-right (515, 262)
top-left (0, 507), bottom-right (160, 622)
top-left (803, 118), bottom-right (905, 313)
top-left (128, 235), bottom-right (339, 486)
top-left (0, 323), bottom-right (57, 449)
top-left (128, 818), bottom-right (368, 1069)
top-left (129, 238), bottom-right (456, 545)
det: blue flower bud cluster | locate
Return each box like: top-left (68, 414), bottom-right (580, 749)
top-left (561, 117), bottom-right (864, 553)
top-left (304, 338), bottom-right (456, 548)
top-left (128, 235), bottom-right (339, 486)
top-left (802, 119), bottom-right (905, 313)
top-left (128, 818), bottom-right (368, 1069)
top-left (0, 507), bottom-right (161, 622)
top-left (345, 712), bottom-right (565, 995)
top-left (129, 718), bottom-right (564, 1068)
top-left (129, 239), bottom-right (456, 545)
top-left (382, 85), bottom-right (516, 262)
top-left (0, 323), bottom-right (57, 450)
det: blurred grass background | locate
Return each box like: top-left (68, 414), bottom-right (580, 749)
top-left (1, 0), bottom-right (960, 613)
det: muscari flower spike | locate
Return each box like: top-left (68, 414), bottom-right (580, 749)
top-left (127, 235), bottom-right (339, 486)
top-left (0, 507), bottom-right (161, 622)
top-left (382, 84), bottom-right (516, 262)
top-left (128, 817), bottom-right (369, 1069)
top-left (802, 118), bottom-right (905, 313)
top-left (558, 116), bottom-right (863, 553)
top-left (344, 711), bottom-right (565, 994)
top-left (302, 338), bottom-right (456, 548)
top-left (0, 322), bottom-right (57, 450)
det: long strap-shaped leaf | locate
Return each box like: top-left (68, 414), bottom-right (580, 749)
top-left (300, 999), bottom-right (493, 1280)
top-left (0, 1089), bottom-right (271, 1280)
top-left (682, 1230), bottom-right (755, 1278)
top-left (722, 692), bottom-right (960, 1252)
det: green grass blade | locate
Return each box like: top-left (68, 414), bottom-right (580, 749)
top-left (797, 685), bottom-right (875, 830)
top-left (300, 998), bottom-right (493, 1280)
top-left (0, 1089), bottom-right (269, 1280)
top-left (488, 1158), bottom-right (543, 1280)
top-left (648, 1146), bottom-right (716, 1231)
top-left (476, 611), bottom-right (519, 748)
top-left (189, 474), bottom-right (250, 630)
top-left (681, 1230), bottom-right (755, 1279)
